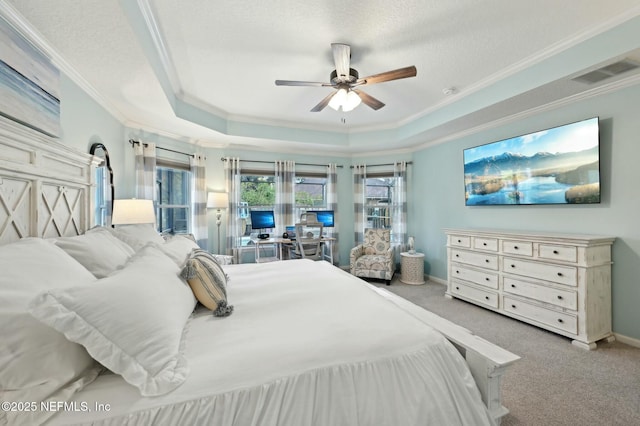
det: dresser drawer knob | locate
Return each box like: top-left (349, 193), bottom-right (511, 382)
top-left (455, 254), bottom-right (459, 257)
top-left (511, 304), bottom-right (517, 309)
top-left (553, 250), bottom-right (559, 254)
top-left (558, 318), bottom-right (564, 323)
top-left (514, 246), bottom-right (519, 250)
top-left (483, 242), bottom-right (487, 246)
top-left (557, 272), bottom-right (563, 277)
top-left (510, 264), bottom-right (516, 268)
top-left (557, 295), bottom-right (563, 300)
top-left (485, 259), bottom-right (490, 263)
top-left (485, 277), bottom-right (490, 281)
top-left (455, 286), bottom-right (460, 290)
top-left (457, 239), bottom-right (461, 243)
top-left (511, 284), bottom-right (516, 288)
top-left (485, 296), bottom-right (490, 300)
top-left (456, 270), bottom-right (460, 274)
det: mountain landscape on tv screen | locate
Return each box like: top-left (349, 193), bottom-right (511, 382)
top-left (464, 146), bottom-right (600, 205)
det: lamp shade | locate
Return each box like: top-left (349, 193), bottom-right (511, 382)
top-left (207, 192), bottom-right (229, 209)
top-left (111, 199), bottom-right (156, 225)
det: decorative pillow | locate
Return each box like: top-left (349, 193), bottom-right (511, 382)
top-left (0, 238), bottom-right (101, 426)
top-left (110, 223), bottom-right (165, 251)
top-left (159, 234), bottom-right (200, 266)
top-left (181, 249), bottom-right (234, 317)
top-left (29, 244), bottom-right (197, 396)
top-left (54, 226), bottom-right (135, 278)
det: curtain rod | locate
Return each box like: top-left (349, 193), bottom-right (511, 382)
top-left (129, 139), bottom-right (194, 158)
top-left (221, 157), bottom-right (343, 168)
top-left (349, 161), bottom-right (413, 168)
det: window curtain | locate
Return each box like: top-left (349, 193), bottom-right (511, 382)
top-left (326, 163), bottom-right (340, 265)
top-left (190, 154), bottom-right (208, 249)
top-left (274, 160), bottom-right (295, 236)
top-left (224, 157), bottom-right (242, 260)
top-left (392, 161), bottom-right (408, 252)
top-left (134, 142), bottom-right (157, 201)
top-left (353, 164), bottom-right (366, 244)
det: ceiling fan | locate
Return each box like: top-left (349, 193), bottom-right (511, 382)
top-left (275, 43), bottom-right (417, 112)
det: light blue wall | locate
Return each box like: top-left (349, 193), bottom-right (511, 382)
top-left (411, 84), bottom-right (640, 340)
top-left (59, 75), bottom-right (126, 192)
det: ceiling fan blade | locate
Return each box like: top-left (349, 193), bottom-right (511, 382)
top-left (310, 91), bottom-right (337, 112)
top-left (353, 89), bottom-right (385, 110)
top-left (275, 80), bottom-right (331, 87)
top-left (357, 65), bottom-right (417, 86)
top-left (331, 43), bottom-right (351, 82)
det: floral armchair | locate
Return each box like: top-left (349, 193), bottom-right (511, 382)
top-left (350, 228), bottom-right (395, 285)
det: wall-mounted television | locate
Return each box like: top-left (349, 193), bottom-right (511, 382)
top-left (250, 210), bottom-right (276, 229)
top-left (307, 210), bottom-right (334, 227)
top-left (463, 117), bottom-right (600, 206)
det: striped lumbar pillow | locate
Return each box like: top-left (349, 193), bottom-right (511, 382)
top-left (181, 249), bottom-right (234, 317)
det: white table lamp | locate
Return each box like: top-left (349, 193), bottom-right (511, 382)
top-left (111, 199), bottom-right (156, 225)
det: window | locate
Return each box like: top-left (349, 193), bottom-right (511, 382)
top-left (295, 176), bottom-right (326, 208)
top-left (365, 176), bottom-right (395, 229)
top-left (240, 173), bottom-right (275, 245)
top-left (156, 164), bottom-right (191, 234)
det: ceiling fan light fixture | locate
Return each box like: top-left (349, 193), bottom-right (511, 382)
top-left (342, 90), bottom-right (362, 112)
top-left (329, 88), bottom-right (348, 111)
top-left (329, 88), bottom-right (361, 112)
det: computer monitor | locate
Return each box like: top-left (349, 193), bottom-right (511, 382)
top-left (307, 210), bottom-right (334, 227)
top-left (250, 210), bottom-right (275, 230)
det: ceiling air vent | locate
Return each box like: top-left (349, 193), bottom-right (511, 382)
top-left (572, 58), bottom-right (640, 84)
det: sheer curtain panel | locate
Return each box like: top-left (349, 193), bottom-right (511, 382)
top-left (225, 158), bottom-right (242, 260)
top-left (190, 154), bottom-right (208, 249)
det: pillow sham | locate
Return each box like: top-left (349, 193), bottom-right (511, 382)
top-left (0, 238), bottom-right (101, 426)
top-left (181, 249), bottom-right (234, 317)
top-left (54, 226), bottom-right (135, 278)
top-left (159, 234), bottom-right (200, 266)
top-left (110, 223), bottom-right (165, 251)
top-left (29, 244), bottom-right (197, 396)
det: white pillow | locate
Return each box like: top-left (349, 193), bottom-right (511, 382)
top-left (159, 234), bottom-right (200, 266)
top-left (0, 238), bottom-right (101, 426)
top-left (29, 244), bottom-right (197, 396)
top-left (110, 224), bottom-right (165, 251)
top-left (54, 226), bottom-right (135, 278)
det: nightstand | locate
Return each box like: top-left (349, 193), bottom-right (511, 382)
top-left (400, 252), bottom-right (425, 285)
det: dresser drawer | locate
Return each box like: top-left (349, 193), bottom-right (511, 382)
top-left (503, 277), bottom-right (577, 310)
top-left (503, 257), bottom-right (577, 286)
top-left (450, 235), bottom-right (471, 248)
top-left (504, 296), bottom-right (577, 334)
top-left (474, 237), bottom-right (498, 252)
top-left (539, 244), bottom-right (577, 263)
top-left (451, 249), bottom-right (498, 270)
top-left (502, 240), bottom-right (533, 256)
top-left (451, 264), bottom-right (499, 289)
top-left (451, 281), bottom-right (499, 308)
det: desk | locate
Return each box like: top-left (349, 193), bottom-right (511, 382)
top-left (251, 237), bottom-right (335, 263)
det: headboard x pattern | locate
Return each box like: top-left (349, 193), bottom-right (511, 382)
top-left (0, 115), bottom-right (99, 245)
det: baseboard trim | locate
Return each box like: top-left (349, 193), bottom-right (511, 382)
top-left (427, 275), bottom-right (447, 286)
top-left (613, 333), bottom-right (640, 348)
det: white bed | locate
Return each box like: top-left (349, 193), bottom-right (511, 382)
top-left (0, 116), bottom-right (519, 425)
top-left (43, 260), bottom-right (492, 425)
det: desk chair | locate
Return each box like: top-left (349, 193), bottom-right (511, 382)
top-left (290, 223), bottom-right (324, 261)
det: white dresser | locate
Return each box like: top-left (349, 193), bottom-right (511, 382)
top-left (444, 229), bottom-right (615, 349)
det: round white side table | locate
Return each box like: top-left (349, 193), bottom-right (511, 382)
top-left (400, 252), bottom-right (425, 285)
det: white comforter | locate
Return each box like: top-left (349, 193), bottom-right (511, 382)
top-left (48, 260), bottom-right (494, 426)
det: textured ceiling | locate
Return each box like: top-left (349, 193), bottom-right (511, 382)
top-left (3, 0), bottom-right (640, 155)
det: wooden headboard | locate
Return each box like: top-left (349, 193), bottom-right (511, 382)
top-left (0, 115), bottom-right (99, 245)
